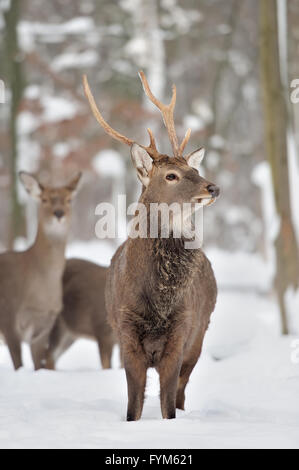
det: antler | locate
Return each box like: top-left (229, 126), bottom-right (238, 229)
top-left (147, 128), bottom-right (157, 151)
top-left (83, 74), bottom-right (160, 159)
top-left (83, 74), bottom-right (133, 147)
top-left (83, 72), bottom-right (191, 159)
top-left (179, 128), bottom-right (192, 156)
top-left (138, 71), bottom-right (191, 157)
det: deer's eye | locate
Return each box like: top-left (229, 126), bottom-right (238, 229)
top-left (166, 173), bottom-right (178, 181)
top-left (42, 198), bottom-right (48, 204)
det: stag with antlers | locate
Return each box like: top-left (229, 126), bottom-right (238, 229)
top-left (83, 71), bottom-right (220, 420)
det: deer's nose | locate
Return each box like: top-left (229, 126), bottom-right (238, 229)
top-left (53, 209), bottom-right (65, 219)
top-left (207, 184), bottom-right (220, 198)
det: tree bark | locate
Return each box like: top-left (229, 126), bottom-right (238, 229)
top-left (4, 0), bottom-right (24, 248)
top-left (260, 0), bottom-right (299, 334)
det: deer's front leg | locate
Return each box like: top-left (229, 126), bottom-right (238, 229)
top-left (157, 340), bottom-right (184, 419)
top-left (122, 338), bottom-right (147, 421)
top-left (30, 311), bottom-right (59, 370)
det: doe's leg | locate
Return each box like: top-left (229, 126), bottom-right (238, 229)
top-left (30, 333), bottom-right (50, 371)
top-left (6, 330), bottom-right (22, 370)
top-left (45, 317), bottom-right (75, 370)
top-left (97, 334), bottom-right (114, 369)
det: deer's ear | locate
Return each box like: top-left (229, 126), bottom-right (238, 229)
top-left (185, 148), bottom-right (205, 172)
top-left (19, 172), bottom-right (43, 199)
top-left (67, 171), bottom-right (82, 197)
top-left (131, 144), bottom-right (153, 187)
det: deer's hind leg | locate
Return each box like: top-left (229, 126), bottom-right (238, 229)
top-left (45, 317), bottom-right (75, 370)
top-left (176, 331), bottom-right (205, 411)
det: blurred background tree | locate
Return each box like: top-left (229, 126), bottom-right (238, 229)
top-left (3, 0), bottom-right (24, 247)
top-left (260, 0), bottom-right (299, 334)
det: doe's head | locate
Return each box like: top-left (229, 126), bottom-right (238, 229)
top-left (19, 171), bottom-right (82, 234)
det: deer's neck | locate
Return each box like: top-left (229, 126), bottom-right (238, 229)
top-left (152, 236), bottom-right (196, 284)
top-left (28, 222), bottom-right (67, 271)
top-left (127, 196), bottom-right (201, 334)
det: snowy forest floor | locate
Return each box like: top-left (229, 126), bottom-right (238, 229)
top-left (0, 246), bottom-right (299, 449)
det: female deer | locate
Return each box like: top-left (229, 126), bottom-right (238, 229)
top-left (0, 172), bottom-right (81, 370)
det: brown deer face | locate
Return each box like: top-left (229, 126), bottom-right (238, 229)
top-left (131, 144), bottom-right (219, 206)
top-left (19, 172), bottom-right (82, 236)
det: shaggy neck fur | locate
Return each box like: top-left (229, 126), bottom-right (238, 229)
top-left (138, 236), bottom-right (197, 338)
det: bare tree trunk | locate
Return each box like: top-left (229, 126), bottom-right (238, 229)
top-left (4, 0), bottom-right (24, 248)
top-left (288, 0), bottom-right (299, 165)
top-left (131, 0), bottom-right (166, 129)
top-left (260, 0), bottom-right (299, 334)
top-left (125, 0), bottom-right (166, 201)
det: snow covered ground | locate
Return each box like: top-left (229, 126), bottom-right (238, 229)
top-left (0, 246), bottom-right (298, 449)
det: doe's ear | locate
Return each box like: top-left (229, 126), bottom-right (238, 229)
top-left (19, 172), bottom-right (43, 199)
top-left (131, 143), bottom-right (153, 187)
top-left (185, 148), bottom-right (205, 172)
top-left (66, 171), bottom-right (82, 197)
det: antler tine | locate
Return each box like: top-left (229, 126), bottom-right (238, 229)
top-left (179, 128), bottom-right (192, 156)
top-left (139, 70), bottom-right (179, 157)
top-left (147, 128), bottom-right (157, 151)
top-left (169, 84), bottom-right (177, 111)
top-left (83, 75), bottom-right (133, 147)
